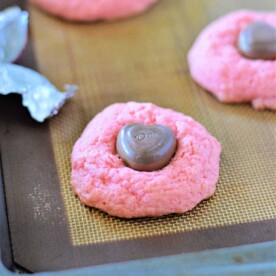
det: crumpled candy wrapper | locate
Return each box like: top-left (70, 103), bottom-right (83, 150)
top-left (0, 64), bottom-right (77, 122)
top-left (0, 6), bottom-right (28, 63)
top-left (0, 6), bottom-right (77, 122)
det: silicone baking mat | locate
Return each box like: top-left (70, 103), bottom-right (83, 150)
top-left (0, 0), bottom-right (275, 273)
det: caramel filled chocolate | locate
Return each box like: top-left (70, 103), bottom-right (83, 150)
top-left (238, 21), bottom-right (276, 60)
top-left (116, 123), bottom-right (177, 172)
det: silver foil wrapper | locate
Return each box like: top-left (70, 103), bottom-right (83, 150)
top-left (0, 64), bottom-right (77, 122)
top-left (0, 6), bottom-right (77, 122)
top-left (0, 6), bottom-right (28, 63)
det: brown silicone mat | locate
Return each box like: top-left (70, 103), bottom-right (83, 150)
top-left (0, 0), bottom-right (276, 273)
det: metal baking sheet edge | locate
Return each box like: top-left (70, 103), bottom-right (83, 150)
top-left (1, 165), bottom-right (276, 276)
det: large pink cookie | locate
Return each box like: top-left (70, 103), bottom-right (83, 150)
top-left (71, 102), bottom-right (221, 218)
top-left (30, 0), bottom-right (158, 21)
top-left (188, 10), bottom-right (276, 110)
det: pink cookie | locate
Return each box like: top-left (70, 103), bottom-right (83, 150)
top-left (71, 102), bottom-right (221, 218)
top-left (30, 0), bottom-right (158, 21)
top-left (188, 10), bottom-right (276, 110)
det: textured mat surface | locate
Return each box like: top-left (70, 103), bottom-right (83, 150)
top-left (30, 0), bottom-right (276, 245)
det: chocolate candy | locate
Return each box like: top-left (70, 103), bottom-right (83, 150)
top-left (116, 123), bottom-right (177, 171)
top-left (238, 21), bottom-right (276, 60)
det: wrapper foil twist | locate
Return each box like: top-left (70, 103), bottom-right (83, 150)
top-left (0, 6), bottom-right (77, 122)
top-left (0, 6), bottom-right (28, 63)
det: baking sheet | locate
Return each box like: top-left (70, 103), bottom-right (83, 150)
top-left (0, 0), bottom-right (275, 273)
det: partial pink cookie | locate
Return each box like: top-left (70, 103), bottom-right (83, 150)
top-left (30, 0), bottom-right (158, 21)
top-left (188, 10), bottom-right (276, 110)
top-left (71, 102), bottom-right (221, 218)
